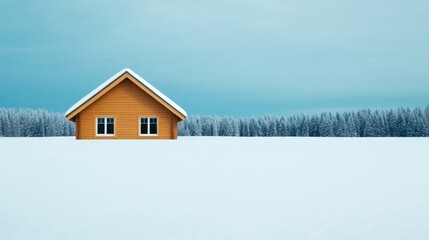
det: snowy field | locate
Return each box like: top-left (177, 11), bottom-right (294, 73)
top-left (1, 137), bottom-right (428, 240)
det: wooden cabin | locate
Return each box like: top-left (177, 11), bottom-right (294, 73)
top-left (65, 68), bottom-right (187, 139)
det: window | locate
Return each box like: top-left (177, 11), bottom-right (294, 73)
top-left (140, 117), bottom-right (158, 135)
top-left (96, 117), bottom-right (114, 136)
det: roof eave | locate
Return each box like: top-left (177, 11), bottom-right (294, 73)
top-left (65, 69), bottom-right (187, 121)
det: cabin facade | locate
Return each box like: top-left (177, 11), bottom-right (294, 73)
top-left (65, 68), bottom-right (187, 140)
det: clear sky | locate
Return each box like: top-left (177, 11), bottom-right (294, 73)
top-left (0, 0), bottom-right (428, 116)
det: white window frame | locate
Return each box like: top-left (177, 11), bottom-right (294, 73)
top-left (95, 116), bottom-right (115, 137)
top-left (139, 116), bottom-right (158, 136)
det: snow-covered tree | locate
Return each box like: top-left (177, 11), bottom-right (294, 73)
top-left (0, 108), bottom-right (75, 137)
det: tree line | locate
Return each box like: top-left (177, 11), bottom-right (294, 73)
top-left (1, 105), bottom-right (428, 137)
top-left (0, 108), bottom-right (75, 137)
top-left (179, 105), bottom-right (429, 137)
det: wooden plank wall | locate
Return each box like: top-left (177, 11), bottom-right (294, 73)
top-left (76, 78), bottom-right (179, 139)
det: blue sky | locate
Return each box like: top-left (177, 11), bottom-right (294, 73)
top-left (0, 0), bottom-right (428, 116)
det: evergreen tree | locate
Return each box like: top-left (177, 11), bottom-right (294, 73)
top-left (297, 115), bottom-right (309, 136)
top-left (286, 116), bottom-right (297, 136)
top-left (268, 117), bottom-right (278, 136)
top-left (319, 113), bottom-right (334, 137)
top-left (249, 118), bottom-right (260, 136)
top-left (308, 115), bottom-right (320, 137)
top-left (277, 117), bottom-right (287, 136)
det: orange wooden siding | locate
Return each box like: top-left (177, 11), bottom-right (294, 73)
top-left (75, 78), bottom-right (179, 139)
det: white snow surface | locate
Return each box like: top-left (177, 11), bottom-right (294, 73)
top-left (65, 68), bottom-right (187, 118)
top-left (1, 137), bottom-right (429, 240)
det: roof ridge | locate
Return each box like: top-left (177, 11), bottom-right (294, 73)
top-left (65, 68), bottom-right (187, 118)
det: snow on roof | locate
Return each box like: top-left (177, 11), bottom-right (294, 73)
top-left (65, 68), bottom-right (187, 118)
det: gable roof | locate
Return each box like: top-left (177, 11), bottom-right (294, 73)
top-left (65, 68), bottom-right (187, 120)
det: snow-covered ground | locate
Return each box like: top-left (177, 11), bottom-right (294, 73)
top-left (0, 137), bottom-right (428, 240)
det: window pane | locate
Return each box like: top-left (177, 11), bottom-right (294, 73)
top-left (141, 123), bottom-right (148, 134)
top-left (107, 123), bottom-right (114, 134)
top-left (150, 118), bottom-right (157, 123)
top-left (150, 123), bottom-right (157, 134)
top-left (97, 123), bottom-right (105, 134)
top-left (141, 118), bottom-right (148, 124)
top-left (97, 118), bottom-right (105, 124)
top-left (107, 118), bottom-right (114, 124)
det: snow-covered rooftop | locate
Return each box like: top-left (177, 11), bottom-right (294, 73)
top-left (65, 68), bottom-right (187, 118)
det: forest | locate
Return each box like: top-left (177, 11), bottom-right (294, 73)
top-left (0, 108), bottom-right (75, 137)
top-left (1, 105), bottom-right (428, 137)
top-left (179, 105), bottom-right (429, 137)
